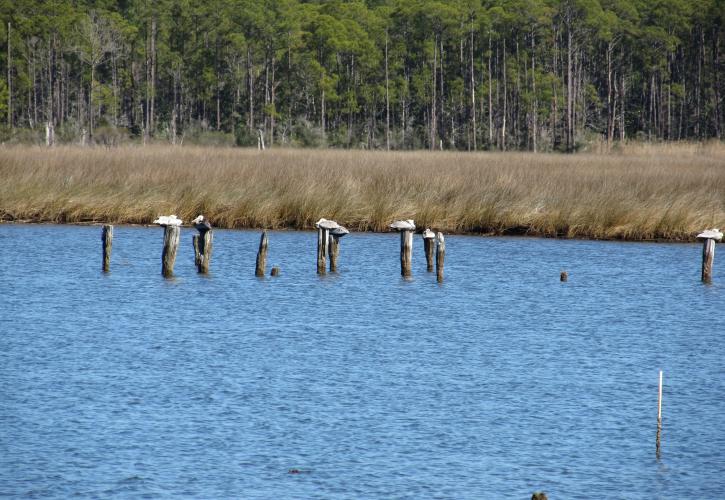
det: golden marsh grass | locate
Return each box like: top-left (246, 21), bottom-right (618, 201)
top-left (1, 144), bottom-right (723, 240)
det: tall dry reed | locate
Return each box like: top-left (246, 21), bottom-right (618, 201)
top-left (1, 144), bottom-right (723, 240)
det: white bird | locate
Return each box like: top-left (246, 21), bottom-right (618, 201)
top-left (192, 214), bottom-right (212, 232)
top-left (422, 228), bottom-right (435, 239)
top-left (390, 219), bottom-right (415, 231)
top-left (697, 228), bottom-right (723, 241)
top-left (315, 218), bottom-right (340, 230)
top-left (153, 214), bottom-right (183, 227)
top-left (330, 226), bottom-right (350, 237)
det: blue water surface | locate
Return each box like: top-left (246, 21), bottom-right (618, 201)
top-left (1, 224), bottom-right (723, 499)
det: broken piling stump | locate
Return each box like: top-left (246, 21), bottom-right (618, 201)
top-left (154, 215), bottom-right (182, 278)
top-left (697, 228), bottom-right (722, 283)
top-left (101, 224), bottom-right (113, 273)
top-left (256, 230), bottom-right (268, 277)
top-left (315, 218), bottom-right (339, 275)
top-left (560, 271), bottom-right (568, 282)
top-left (191, 215), bottom-right (213, 274)
top-left (422, 228), bottom-right (435, 272)
top-left (329, 226), bottom-right (349, 272)
top-left (435, 232), bottom-right (445, 283)
top-left (391, 220), bottom-right (415, 277)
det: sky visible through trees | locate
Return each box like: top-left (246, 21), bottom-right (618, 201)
top-left (1, 0), bottom-right (723, 150)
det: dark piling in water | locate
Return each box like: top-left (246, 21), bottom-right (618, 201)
top-left (101, 224), bottom-right (113, 272)
top-left (271, 266), bottom-right (280, 277)
top-left (435, 232), bottom-right (445, 283)
top-left (193, 230), bottom-right (213, 274)
top-left (317, 227), bottom-right (329, 275)
top-left (256, 230), bottom-right (268, 277)
top-left (560, 271), bottom-right (568, 282)
top-left (423, 230), bottom-right (435, 271)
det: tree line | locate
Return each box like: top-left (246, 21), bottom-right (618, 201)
top-left (0, 0), bottom-right (722, 150)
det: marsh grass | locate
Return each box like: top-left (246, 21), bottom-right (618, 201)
top-left (1, 143), bottom-right (723, 240)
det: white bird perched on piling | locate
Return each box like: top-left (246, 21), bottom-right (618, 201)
top-left (390, 219), bottom-right (415, 231)
top-left (153, 214), bottom-right (183, 227)
top-left (330, 226), bottom-right (350, 237)
top-left (315, 218), bottom-right (340, 230)
top-left (422, 228), bottom-right (435, 239)
top-left (697, 228), bottom-right (723, 241)
top-left (192, 214), bottom-right (212, 232)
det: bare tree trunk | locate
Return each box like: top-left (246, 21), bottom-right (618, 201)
top-left (502, 37), bottom-right (507, 151)
top-left (430, 35), bottom-right (437, 150)
top-left (531, 30), bottom-right (537, 152)
top-left (385, 28), bottom-right (390, 150)
top-left (566, 22), bottom-right (573, 151)
top-left (488, 33), bottom-right (493, 147)
top-left (470, 28), bottom-right (476, 150)
top-left (150, 17), bottom-right (156, 134)
top-left (247, 46), bottom-right (254, 129)
top-left (7, 22), bottom-right (11, 128)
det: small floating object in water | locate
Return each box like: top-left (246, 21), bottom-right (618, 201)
top-left (390, 219), bottom-right (415, 231)
top-left (153, 214), bottom-right (183, 227)
top-left (315, 218), bottom-right (340, 230)
top-left (696, 228), bottom-right (723, 241)
top-left (191, 214), bottom-right (212, 232)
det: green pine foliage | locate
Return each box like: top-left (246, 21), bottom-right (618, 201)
top-left (0, 0), bottom-right (723, 149)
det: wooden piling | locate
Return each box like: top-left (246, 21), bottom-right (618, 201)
top-left (256, 230), bottom-right (268, 277)
top-left (656, 370), bottom-right (663, 458)
top-left (196, 230), bottom-right (213, 273)
top-left (702, 238), bottom-right (715, 283)
top-left (423, 229), bottom-right (435, 272)
top-left (161, 225), bottom-right (181, 278)
top-left (697, 229), bottom-right (722, 283)
top-left (329, 234), bottom-right (340, 272)
top-left (400, 230), bottom-right (413, 277)
top-left (317, 227), bottom-right (329, 275)
top-left (271, 266), bottom-right (280, 277)
top-left (560, 271), bottom-right (568, 282)
top-left (435, 232), bottom-right (445, 283)
top-left (101, 224), bottom-right (113, 272)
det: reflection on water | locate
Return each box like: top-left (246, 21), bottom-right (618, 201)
top-left (1, 224), bottom-right (723, 499)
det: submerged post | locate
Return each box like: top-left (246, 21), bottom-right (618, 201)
top-left (191, 215), bottom-right (213, 274)
top-left (329, 226), bottom-right (350, 273)
top-left (256, 230), bottom-right (268, 277)
top-left (697, 229), bottom-right (722, 283)
top-left (656, 370), bottom-right (663, 458)
top-left (154, 215), bottom-right (183, 278)
top-left (560, 271), bottom-right (568, 282)
top-left (316, 218), bottom-right (340, 275)
top-left (271, 266), bottom-right (280, 277)
top-left (101, 224), bottom-right (113, 272)
top-left (436, 232), bottom-right (445, 283)
top-left (422, 228), bottom-right (435, 272)
top-left (390, 220), bottom-right (415, 278)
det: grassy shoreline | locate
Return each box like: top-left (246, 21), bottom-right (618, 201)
top-left (1, 144), bottom-right (723, 241)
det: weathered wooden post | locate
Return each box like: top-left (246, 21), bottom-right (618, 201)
top-left (315, 218), bottom-right (339, 275)
top-left (560, 271), bottom-right (568, 282)
top-left (271, 266), bottom-right (280, 277)
top-left (329, 226), bottom-right (349, 272)
top-left (697, 228), bottom-right (722, 283)
top-left (154, 215), bottom-right (182, 278)
top-left (101, 224), bottom-right (113, 272)
top-left (531, 493), bottom-right (548, 500)
top-left (435, 232), bottom-right (445, 283)
top-left (191, 215), bottom-right (213, 274)
top-left (422, 228), bottom-right (435, 272)
top-left (656, 370), bottom-right (663, 458)
top-left (255, 230), bottom-right (268, 277)
top-left (390, 220), bottom-right (415, 277)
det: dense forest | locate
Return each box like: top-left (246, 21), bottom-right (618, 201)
top-left (0, 0), bottom-right (723, 150)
